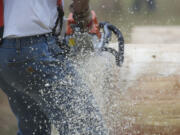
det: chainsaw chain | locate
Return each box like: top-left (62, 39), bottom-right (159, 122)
top-left (101, 47), bottom-right (124, 66)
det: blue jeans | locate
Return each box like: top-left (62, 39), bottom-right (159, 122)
top-left (0, 34), bottom-right (107, 135)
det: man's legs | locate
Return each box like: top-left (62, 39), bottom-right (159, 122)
top-left (0, 35), bottom-right (108, 135)
top-left (0, 66), bottom-right (51, 135)
top-left (9, 92), bottom-right (51, 135)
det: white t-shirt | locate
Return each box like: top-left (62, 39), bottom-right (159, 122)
top-left (3, 0), bottom-right (64, 38)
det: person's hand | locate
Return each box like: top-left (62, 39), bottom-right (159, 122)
top-left (69, 0), bottom-right (91, 31)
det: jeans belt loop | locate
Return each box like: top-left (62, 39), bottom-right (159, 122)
top-left (15, 38), bottom-right (21, 54)
top-left (45, 33), bottom-right (53, 41)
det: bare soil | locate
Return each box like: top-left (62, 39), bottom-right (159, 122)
top-left (0, 91), bottom-right (17, 135)
top-left (131, 26), bottom-right (180, 44)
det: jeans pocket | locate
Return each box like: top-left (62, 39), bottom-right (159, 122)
top-left (7, 42), bottom-right (50, 66)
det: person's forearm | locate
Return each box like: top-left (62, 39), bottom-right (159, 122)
top-left (70, 0), bottom-right (91, 30)
top-left (70, 0), bottom-right (90, 14)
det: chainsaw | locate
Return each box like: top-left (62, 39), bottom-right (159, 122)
top-left (59, 11), bottom-right (125, 67)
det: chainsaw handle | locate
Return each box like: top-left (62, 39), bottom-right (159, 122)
top-left (99, 22), bottom-right (124, 66)
top-left (99, 22), bottom-right (111, 47)
top-left (103, 23), bottom-right (112, 44)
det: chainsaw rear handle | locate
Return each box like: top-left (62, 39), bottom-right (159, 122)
top-left (100, 22), bottom-right (112, 45)
top-left (99, 22), bottom-right (124, 66)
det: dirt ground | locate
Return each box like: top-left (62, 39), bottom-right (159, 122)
top-left (131, 26), bottom-right (180, 44)
top-left (0, 91), bottom-right (17, 134)
top-left (108, 75), bottom-right (180, 135)
top-left (75, 43), bottom-right (180, 135)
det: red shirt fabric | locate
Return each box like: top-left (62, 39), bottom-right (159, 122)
top-left (0, 0), bottom-right (4, 27)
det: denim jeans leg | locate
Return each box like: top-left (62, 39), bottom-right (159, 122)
top-left (9, 91), bottom-right (51, 135)
top-left (0, 36), bottom-right (108, 135)
top-left (0, 38), bottom-right (53, 135)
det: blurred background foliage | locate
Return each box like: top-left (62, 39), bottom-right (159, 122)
top-left (65, 0), bottom-right (180, 42)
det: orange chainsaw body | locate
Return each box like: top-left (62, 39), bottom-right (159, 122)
top-left (66, 10), bottom-right (101, 39)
